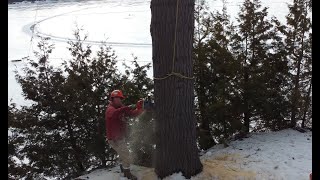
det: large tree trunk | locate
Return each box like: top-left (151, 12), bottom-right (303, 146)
top-left (150, 0), bottom-right (203, 178)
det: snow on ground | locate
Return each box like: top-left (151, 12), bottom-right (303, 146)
top-left (76, 129), bottom-right (312, 180)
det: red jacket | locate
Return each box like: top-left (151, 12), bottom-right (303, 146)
top-left (105, 102), bottom-right (142, 140)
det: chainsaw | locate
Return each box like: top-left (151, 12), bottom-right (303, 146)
top-left (128, 96), bottom-right (155, 111)
top-left (143, 96), bottom-right (155, 111)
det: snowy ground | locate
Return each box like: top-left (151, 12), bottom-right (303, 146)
top-left (76, 129), bottom-right (312, 180)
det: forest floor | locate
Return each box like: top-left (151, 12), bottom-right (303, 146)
top-left (76, 129), bottom-right (312, 180)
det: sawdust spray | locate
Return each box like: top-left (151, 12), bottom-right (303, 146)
top-left (127, 110), bottom-right (156, 168)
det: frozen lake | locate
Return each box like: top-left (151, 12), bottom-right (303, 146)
top-left (8, 0), bottom-right (291, 106)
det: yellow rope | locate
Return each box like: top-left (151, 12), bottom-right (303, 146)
top-left (154, 72), bottom-right (194, 80)
top-left (171, 0), bottom-right (179, 73)
top-left (153, 0), bottom-right (194, 81)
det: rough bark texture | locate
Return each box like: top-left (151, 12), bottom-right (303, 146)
top-left (150, 0), bottom-right (203, 178)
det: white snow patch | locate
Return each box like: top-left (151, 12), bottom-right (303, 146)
top-left (76, 129), bottom-right (312, 180)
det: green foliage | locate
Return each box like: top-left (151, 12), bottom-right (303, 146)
top-left (10, 28), bottom-right (154, 179)
top-left (194, 0), bottom-right (311, 148)
top-left (284, 0), bottom-right (312, 127)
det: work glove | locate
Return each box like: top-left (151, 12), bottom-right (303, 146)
top-left (136, 99), bottom-right (144, 110)
top-left (128, 104), bottom-right (136, 109)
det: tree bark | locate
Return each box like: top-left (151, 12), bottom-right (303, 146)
top-left (150, 0), bottom-right (203, 178)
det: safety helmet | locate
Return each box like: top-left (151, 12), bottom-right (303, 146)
top-left (110, 90), bottom-right (125, 99)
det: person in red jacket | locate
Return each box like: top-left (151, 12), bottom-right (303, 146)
top-left (310, 172), bottom-right (312, 180)
top-left (105, 90), bottom-right (143, 180)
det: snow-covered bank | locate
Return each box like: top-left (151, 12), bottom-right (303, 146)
top-left (76, 129), bottom-right (312, 180)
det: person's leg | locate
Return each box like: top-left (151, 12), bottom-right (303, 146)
top-left (109, 139), bottom-right (131, 167)
top-left (108, 140), bottom-right (126, 172)
top-left (108, 139), bottom-right (137, 180)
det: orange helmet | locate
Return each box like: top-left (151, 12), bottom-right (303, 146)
top-left (110, 90), bottom-right (125, 99)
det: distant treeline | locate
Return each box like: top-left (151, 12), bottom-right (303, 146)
top-left (8, 0), bottom-right (89, 4)
top-left (8, 0), bottom-right (43, 4)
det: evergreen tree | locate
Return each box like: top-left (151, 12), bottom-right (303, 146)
top-left (193, 0), bottom-right (216, 150)
top-left (206, 0), bottom-right (243, 142)
top-left (233, 0), bottom-right (274, 132)
top-left (8, 103), bottom-right (31, 180)
top-left (301, 31), bottom-right (312, 128)
top-left (194, 0), bottom-right (243, 147)
top-left (14, 38), bottom-right (78, 179)
top-left (257, 17), bottom-right (291, 130)
top-left (284, 0), bottom-right (312, 127)
top-left (11, 28), bottom-right (154, 179)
